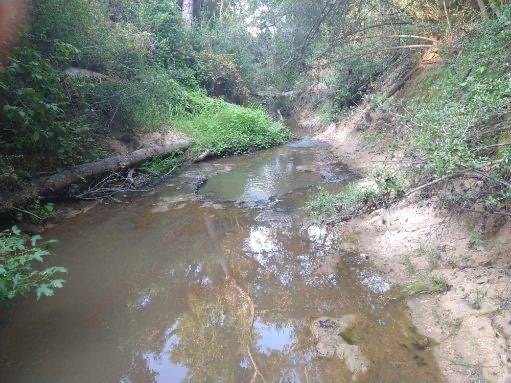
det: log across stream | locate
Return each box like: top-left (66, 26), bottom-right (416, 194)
top-left (0, 136), bottom-right (444, 382)
top-left (0, 140), bottom-right (192, 211)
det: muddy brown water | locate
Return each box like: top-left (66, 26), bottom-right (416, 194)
top-left (0, 136), bottom-right (444, 382)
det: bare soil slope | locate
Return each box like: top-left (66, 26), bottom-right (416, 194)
top-left (299, 96), bottom-right (511, 382)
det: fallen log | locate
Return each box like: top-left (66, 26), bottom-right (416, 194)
top-left (64, 67), bottom-right (110, 83)
top-left (0, 140), bottom-right (192, 211)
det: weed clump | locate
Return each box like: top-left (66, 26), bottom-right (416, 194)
top-left (141, 150), bottom-right (185, 176)
top-left (305, 166), bottom-right (404, 219)
top-left (409, 273), bottom-right (448, 295)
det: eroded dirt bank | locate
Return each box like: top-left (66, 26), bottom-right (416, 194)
top-left (303, 104), bottom-right (511, 383)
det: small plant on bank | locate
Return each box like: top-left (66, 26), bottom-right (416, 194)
top-left (318, 99), bottom-right (337, 124)
top-left (304, 182), bottom-right (379, 220)
top-left (13, 200), bottom-right (55, 225)
top-left (141, 149), bottom-right (184, 176)
top-left (305, 166), bottom-right (403, 220)
top-left (361, 129), bottom-right (387, 149)
top-left (338, 182), bottom-right (380, 215)
top-left (409, 273), bottom-right (448, 295)
top-left (468, 288), bottom-right (487, 310)
top-left (418, 242), bottom-right (441, 270)
top-left (0, 227), bottom-right (67, 301)
top-left (402, 252), bottom-right (416, 275)
top-left (468, 227), bottom-right (484, 249)
top-left (304, 187), bottom-right (340, 218)
top-left (402, 242), bottom-right (440, 275)
top-left (305, 182), bottom-right (379, 220)
top-left (371, 165), bottom-right (405, 196)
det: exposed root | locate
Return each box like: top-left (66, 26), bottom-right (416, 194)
top-left (226, 274), bottom-right (268, 383)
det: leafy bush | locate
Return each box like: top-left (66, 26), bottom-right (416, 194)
top-left (371, 166), bottom-right (404, 196)
top-left (173, 97), bottom-right (290, 156)
top-left (199, 52), bottom-right (250, 104)
top-left (403, 17), bottom-right (511, 178)
top-left (318, 100), bottom-right (337, 124)
top-left (304, 187), bottom-right (340, 218)
top-left (0, 227), bottom-right (67, 301)
top-left (0, 42), bottom-right (96, 178)
top-left (338, 182), bottom-right (381, 214)
top-left (305, 182), bottom-right (379, 219)
top-left (136, 0), bottom-right (200, 86)
top-left (94, 69), bottom-right (192, 132)
top-left (13, 201), bottom-right (55, 224)
top-left (305, 167), bottom-right (402, 219)
top-left (32, 0), bottom-right (152, 75)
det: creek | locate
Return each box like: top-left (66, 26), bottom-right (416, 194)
top-left (0, 127), bottom-right (443, 382)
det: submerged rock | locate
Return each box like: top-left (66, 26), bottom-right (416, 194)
top-left (310, 316), bottom-right (369, 379)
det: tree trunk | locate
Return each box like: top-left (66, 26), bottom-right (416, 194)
top-left (0, 141), bottom-right (191, 211)
top-left (219, 0), bottom-right (224, 19)
top-left (182, 0), bottom-right (194, 28)
top-left (476, 0), bottom-right (490, 20)
top-left (443, 1), bottom-right (451, 30)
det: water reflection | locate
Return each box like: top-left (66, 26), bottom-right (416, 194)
top-left (244, 226), bottom-right (280, 255)
top-left (0, 140), bottom-right (443, 383)
top-left (200, 142), bottom-right (344, 203)
top-left (254, 319), bottom-right (295, 355)
top-left (143, 323), bottom-right (189, 383)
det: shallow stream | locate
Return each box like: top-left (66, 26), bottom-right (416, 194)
top-left (0, 134), bottom-right (444, 382)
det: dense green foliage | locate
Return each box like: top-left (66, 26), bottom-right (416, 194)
top-left (406, 17), bottom-right (510, 176)
top-left (174, 97), bottom-right (289, 156)
top-left (0, 226), bottom-right (66, 301)
top-left (300, 2), bottom-right (511, 217)
top-left (141, 149), bottom-right (185, 176)
top-left (399, 13), bottom-right (511, 211)
top-left (0, 0), bottom-right (288, 193)
top-left (0, 42), bottom-right (95, 186)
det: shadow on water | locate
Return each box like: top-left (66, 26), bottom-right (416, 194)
top-left (0, 135), bottom-right (444, 382)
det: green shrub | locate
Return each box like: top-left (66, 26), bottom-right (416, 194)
top-left (305, 164), bottom-right (406, 219)
top-left (468, 227), bottom-right (484, 249)
top-left (339, 182), bottom-right (380, 213)
top-left (305, 162), bottom-right (407, 218)
top-left (404, 18), bottom-right (511, 178)
top-left (0, 227), bottom-right (67, 301)
top-left (305, 182), bottom-right (381, 220)
top-left (318, 100), bottom-right (336, 124)
top-left (409, 273), bottom-right (447, 295)
top-left (173, 97), bottom-right (290, 156)
top-left (304, 187), bottom-right (340, 217)
top-left (371, 166), bottom-right (404, 196)
top-left (327, 51), bottom-right (399, 111)
top-left (13, 201), bottom-right (55, 225)
top-left (0, 42), bottom-right (97, 177)
top-left (198, 52), bottom-right (250, 104)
